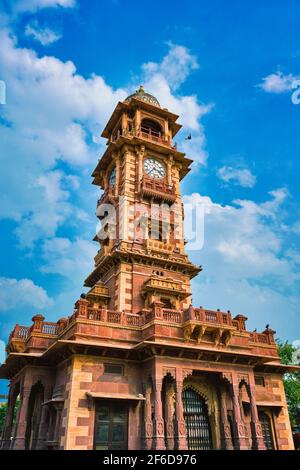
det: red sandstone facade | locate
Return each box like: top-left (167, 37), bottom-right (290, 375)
top-left (0, 87), bottom-right (295, 450)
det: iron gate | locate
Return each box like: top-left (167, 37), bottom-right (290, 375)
top-left (182, 388), bottom-right (213, 450)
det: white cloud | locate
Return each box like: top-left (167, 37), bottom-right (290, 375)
top-left (12, 0), bottom-right (76, 14)
top-left (259, 71), bottom-right (297, 94)
top-left (25, 22), bottom-right (62, 45)
top-left (41, 237), bottom-right (97, 281)
top-left (0, 26), bottom-right (126, 247)
top-left (13, 170), bottom-right (74, 248)
top-left (0, 277), bottom-right (52, 311)
top-left (184, 190), bottom-right (300, 338)
top-left (217, 165), bottom-right (257, 188)
top-left (143, 43), bottom-right (199, 91)
top-left (0, 30), bottom-right (211, 247)
top-left (142, 43), bottom-right (213, 165)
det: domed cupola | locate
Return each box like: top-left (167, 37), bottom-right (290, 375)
top-left (124, 85), bottom-right (160, 107)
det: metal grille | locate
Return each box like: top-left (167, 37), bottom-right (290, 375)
top-left (182, 388), bottom-right (213, 450)
top-left (258, 411), bottom-right (274, 450)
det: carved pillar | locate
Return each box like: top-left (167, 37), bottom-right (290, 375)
top-left (239, 392), bottom-right (251, 448)
top-left (53, 403), bottom-right (63, 447)
top-left (167, 157), bottom-right (173, 186)
top-left (1, 386), bottom-right (17, 449)
top-left (143, 384), bottom-right (153, 450)
top-left (136, 146), bottom-right (145, 191)
top-left (231, 383), bottom-right (248, 450)
top-left (174, 381), bottom-right (188, 450)
top-left (151, 301), bottom-right (164, 320)
top-left (114, 152), bottom-right (120, 197)
top-left (165, 382), bottom-right (175, 450)
top-left (13, 385), bottom-right (31, 450)
top-left (248, 383), bottom-right (266, 450)
top-left (35, 386), bottom-right (52, 450)
top-left (220, 387), bottom-right (234, 450)
top-left (46, 406), bottom-right (54, 443)
top-left (152, 380), bottom-right (165, 450)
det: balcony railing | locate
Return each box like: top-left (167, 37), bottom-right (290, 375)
top-left (110, 126), bottom-right (177, 149)
top-left (42, 323), bottom-right (60, 335)
top-left (162, 308), bottom-right (182, 323)
top-left (7, 298), bottom-right (276, 353)
top-left (140, 175), bottom-right (176, 203)
top-left (10, 325), bottom-right (30, 340)
top-left (184, 307), bottom-right (233, 326)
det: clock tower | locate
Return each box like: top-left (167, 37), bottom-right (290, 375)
top-left (85, 86), bottom-right (201, 314)
top-left (1, 85), bottom-right (295, 452)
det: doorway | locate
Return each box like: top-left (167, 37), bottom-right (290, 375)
top-left (94, 402), bottom-right (128, 450)
top-left (258, 410), bottom-right (275, 450)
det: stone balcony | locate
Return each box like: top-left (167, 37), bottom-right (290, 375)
top-left (6, 298), bottom-right (278, 362)
top-left (140, 175), bottom-right (176, 203)
top-left (110, 126), bottom-right (177, 150)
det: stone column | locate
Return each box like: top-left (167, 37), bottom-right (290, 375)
top-left (220, 387), bottom-right (234, 450)
top-left (165, 382), bottom-right (175, 450)
top-left (1, 387), bottom-right (17, 449)
top-left (152, 380), bottom-right (166, 450)
top-left (53, 403), bottom-right (63, 446)
top-left (231, 383), bottom-right (248, 450)
top-left (174, 381), bottom-right (188, 450)
top-left (143, 386), bottom-right (153, 450)
top-left (136, 146), bottom-right (144, 191)
top-left (36, 386), bottom-right (52, 450)
top-left (114, 153), bottom-right (120, 197)
top-left (167, 157), bottom-right (173, 186)
top-left (13, 385), bottom-right (31, 450)
top-left (239, 392), bottom-right (251, 448)
top-left (248, 383), bottom-right (266, 450)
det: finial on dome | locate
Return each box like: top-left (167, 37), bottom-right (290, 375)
top-left (137, 85), bottom-right (145, 93)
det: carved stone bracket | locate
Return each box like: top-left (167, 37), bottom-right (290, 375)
top-left (162, 367), bottom-right (176, 380)
top-left (182, 369), bottom-right (193, 379)
top-left (221, 372), bottom-right (233, 385)
top-left (238, 374), bottom-right (249, 385)
top-left (183, 325), bottom-right (192, 341)
top-left (195, 325), bottom-right (206, 343)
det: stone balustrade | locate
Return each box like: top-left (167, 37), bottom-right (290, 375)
top-left (140, 175), bottom-right (176, 203)
top-left (7, 298), bottom-right (276, 353)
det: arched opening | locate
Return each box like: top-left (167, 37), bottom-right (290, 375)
top-left (258, 410), bottom-right (275, 450)
top-left (141, 118), bottom-right (163, 138)
top-left (182, 387), bottom-right (213, 450)
top-left (160, 298), bottom-right (175, 309)
top-left (25, 382), bottom-right (44, 450)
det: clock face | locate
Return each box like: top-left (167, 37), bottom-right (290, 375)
top-left (109, 167), bottom-right (116, 187)
top-left (144, 158), bottom-right (166, 179)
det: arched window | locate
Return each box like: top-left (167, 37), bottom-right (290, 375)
top-left (182, 388), bottom-right (213, 450)
top-left (141, 118), bottom-right (163, 138)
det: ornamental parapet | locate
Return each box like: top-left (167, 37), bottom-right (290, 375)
top-left (6, 296), bottom-right (277, 360)
top-left (145, 239), bottom-right (174, 254)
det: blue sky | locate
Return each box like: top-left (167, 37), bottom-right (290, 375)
top-left (0, 0), bottom-right (300, 392)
